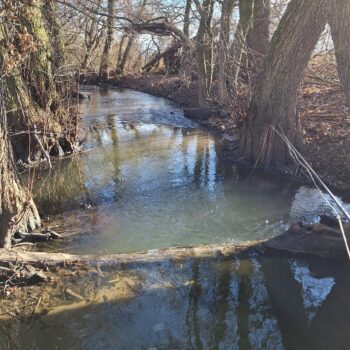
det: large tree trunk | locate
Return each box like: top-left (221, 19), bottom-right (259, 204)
top-left (4, 0), bottom-right (61, 160)
top-left (0, 90), bottom-right (40, 248)
top-left (42, 0), bottom-right (65, 73)
top-left (217, 0), bottom-right (236, 103)
top-left (329, 0), bottom-right (350, 108)
top-left (23, 0), bottom-right (58, 112)
top-left (240, 0), bottom-right (327, 168)
top-left (99, 0), bottom-right (115, 79)
top-left (246, 0), bottom-right (270, 75)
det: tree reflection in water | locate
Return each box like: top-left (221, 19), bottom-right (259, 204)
top-left (4, 254), bottom-right (348, 350)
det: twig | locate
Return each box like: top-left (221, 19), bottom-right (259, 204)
top-left (272, 125), bottom-right (350, 221)
top-left (65, 288), bottom-right (85, 301)
top-left (337, 216), bottom-right (350, 260)
top-left (33, 131), bottom-right (52, 170)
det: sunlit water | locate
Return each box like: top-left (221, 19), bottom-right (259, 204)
top-left (9, 87), bottom-right (350, 350)
top-left (32, 86), bottom-right (350, 254)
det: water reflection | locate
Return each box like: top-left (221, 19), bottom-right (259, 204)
top-left (30, 87), bottom-right (350, 254)
top-left (6, 255), bottom-right (350, 350)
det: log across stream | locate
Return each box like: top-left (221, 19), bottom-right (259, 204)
top-left (1, 234), bottom-right (350, 350)
top-left (1, 222), bottom-right (349, 270)
top-left (0, 241), bottom-right (262, 268)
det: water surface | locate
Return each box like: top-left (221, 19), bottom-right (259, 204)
top-left (9, 87), bottom-right (350, 350)
top-left (33, 86), bottom-right (350, 254)
top-left (3, 254), bottom-right (350, 350)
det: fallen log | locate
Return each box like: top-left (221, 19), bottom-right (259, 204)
top-left (2, 222), bottom-right (348, 272)
top-left (0, 240), bottom-right (262, 268)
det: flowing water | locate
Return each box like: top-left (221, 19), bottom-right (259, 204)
top-left (33, 86), bottom-right (349, 254)
top-left (8, 87), bottom-right (350, 350)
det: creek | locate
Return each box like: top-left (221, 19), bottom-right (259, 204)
top-left (33, 86), bottom-right (350, 254)
top-left (7, 87), bottom-right (350, 350)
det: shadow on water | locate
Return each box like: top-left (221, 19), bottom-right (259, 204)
top-left (1, 254), bottom-right (350, 350)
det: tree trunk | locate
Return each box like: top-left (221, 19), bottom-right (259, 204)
top-left (23, 0), bottom-right (58, 112)
top-left (116, 34), bottom-right (135, 75)
top-left (0, 89), bottom-right (40, 248)
top-left (42, 0), bottom-right (65, 73)
top-left (81, 51), bottom-right (91, 71)
top-left (246, 0), bottom-right (270, 75)
top-left (142, 44), bottom-right (180, 73)
top-left (80, 1), bottom-right (104, 70)
top-left (195, 0), bottom-right (215, 107)
top-left (240, 0), bottom-right (327, 168)
top-left (231, 0), bottom-right (254, 86)
top-left (3, 0), bottom-right (59, 159)
top-left (116, 34), bottom-right (127, 74)
top-left (183, 0), bottom-right (192, 37)
top-left (217, 0), bottom-right (236, 103)
top-left (99, 0), bottom-right (115, 79)
top-left (329, 0), bottom-right (350, 108)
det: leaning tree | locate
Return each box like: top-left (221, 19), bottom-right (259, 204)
top-left (0, 5), bottom-right (41, 248)
top-left (0, 0), bottom-right (67, 248)
top-left (240, 0), bottom-right (350, 169)
top-left (0, 85), bottom-right (41, 248)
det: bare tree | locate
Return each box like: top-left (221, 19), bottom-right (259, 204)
top-left (246, 0), bottom-right (270, 74)
top-left (195, 0), bottom-right (216, 106)
top-left (0, 86), bottom-right (40, 248)
top-left (116, 32), bottom-right (135, 75)
top-left (218, 0), bottom-right (237, 102)
top-left (240, 0), bottom-right (328, 168)
top-left (99, 0), bottom-right (115, 79)
top-left (80, 1), bottom-right (105, 70)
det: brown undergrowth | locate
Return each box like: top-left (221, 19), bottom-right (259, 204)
top-left (298, 55), bottom-right (349, 194)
